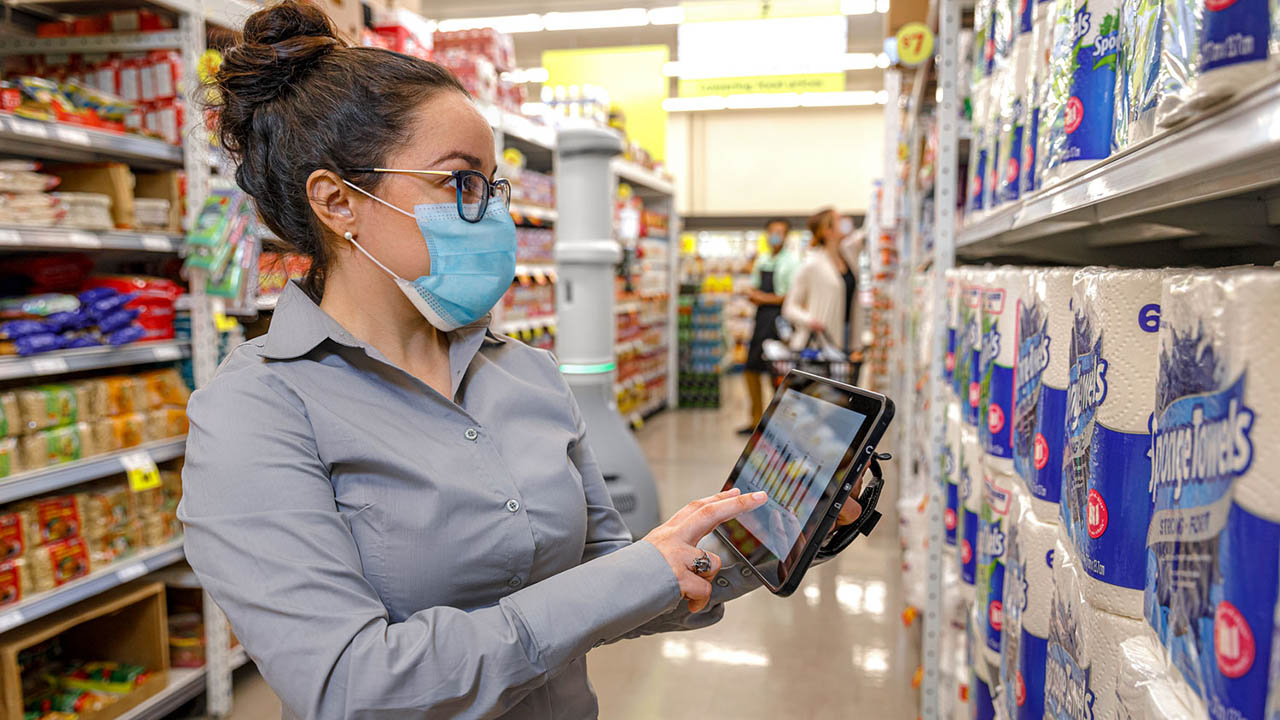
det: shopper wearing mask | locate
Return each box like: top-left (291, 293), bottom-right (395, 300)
top-left (179, 5), bottom-right (866, 720)
top-left (738, 218), bottom-right (799, 435)
top-left (783, 208), bottom-right (863, 360)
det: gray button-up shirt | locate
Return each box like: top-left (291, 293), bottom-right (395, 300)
top-left (179, 282), bottom-right (761, 720)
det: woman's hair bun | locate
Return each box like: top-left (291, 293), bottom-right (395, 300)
top-left (241, 0), bottom-right (336, 47)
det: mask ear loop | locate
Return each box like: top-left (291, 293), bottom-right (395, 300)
top-left (343, 179), bottom-right (415, 219)
top-left (340, 180), bottom-right (416, 282)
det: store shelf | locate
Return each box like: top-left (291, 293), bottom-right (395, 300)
top-left (0, 114), bottom-right (183, 168)
top-left (0, 340), bottom-right (189, 381)
top-left (514, 263), bottom-right (556, 285)
top-left (116, 666), bottom-right (204, 720)
top-left (230, 645), bottom-right (250, 670)
top-left (509, 204), bottom-right (558, 224)
top-left (0, 539), bottom-right (185, 633)
top-left (497, 315), bottom-right (556, 336)
top-left (958, 79), bottom-right (1280, 262)
top-left (0, 437), bottom-right (186, 505)
top-left (612, 159), bottom-right (674, 198)
top-left (1, 0), bottom-right (256, 27)
top-left (0, 225), bottom-right (183, 253)
top-left (0, 29), bottom-right (185, 54)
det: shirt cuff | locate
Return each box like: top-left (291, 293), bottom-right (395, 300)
top-left (506, 540), bottom-right (681, 672)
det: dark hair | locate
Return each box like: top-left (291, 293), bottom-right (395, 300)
top-left (765, 218), bottom-right (791, 234)
top-left (807, 207), bottom-right (836, 245)
top-left (212, 1), bottom-right (467, 298)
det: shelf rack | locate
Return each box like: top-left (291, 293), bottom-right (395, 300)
top-left (0, 437), bottom-right (186, 504)
top-left (0, 115), bottom-right (185, 168)
top-left (0, 340), bottom-right (189, 381)
top-left (0, 225), bottom-right (185, 252)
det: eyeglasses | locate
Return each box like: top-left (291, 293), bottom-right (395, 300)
top-left (349, 168), bottom-right (512, 223)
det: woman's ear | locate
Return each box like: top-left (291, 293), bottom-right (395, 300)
top-left (306, 169), bottom-right (357, 239)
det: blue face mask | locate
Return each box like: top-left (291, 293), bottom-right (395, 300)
top-left (768, 233), bottom-right (785, 250)
top-left (343, 181), bottom-right (517, 332)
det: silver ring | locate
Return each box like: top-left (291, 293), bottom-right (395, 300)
top-left (692, 550), bottom-right (712, 576)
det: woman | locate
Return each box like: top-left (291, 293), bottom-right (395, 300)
top-left (179, 5), bottom-right (864, 719)
top-left (739, 218), bottom-right (799, 434)
top-left (782, 208), bottom-right (863, 361)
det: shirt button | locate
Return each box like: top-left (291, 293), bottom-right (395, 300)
top-left (505, 499), bottom-right (521, 513)
top-left (740, 566), bottom-right (752, 577)
top-left (509, 576), bottom-right (522, 588)
top-left (464, 428), bottom-right (479, 441)
top-left (715, 577), bottom-right (730, 588)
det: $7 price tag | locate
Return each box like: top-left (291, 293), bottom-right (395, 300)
top-left (122, 451), bottom-right (162, 492)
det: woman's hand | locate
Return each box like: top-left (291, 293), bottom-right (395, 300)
top-left (642, 488), bottom-right (768, 613)
top-left (808, 319), bottom-right (825, 333)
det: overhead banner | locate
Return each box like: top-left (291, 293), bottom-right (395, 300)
top-left (678, 74), bottom-right (845, 97)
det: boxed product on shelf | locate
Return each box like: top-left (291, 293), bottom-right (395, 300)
top-left (511, 169), bottom-right (554, 210)
top-left (514, 228), bottom-right (554, 264)
top-left (434, 50), bottom-right (498, 105)
top-left (36, 9), bottom-right (172, 38)
top-left (432, 28), bottom-right (515, 72)
top-left (500, 283), bottom-right (554, 322)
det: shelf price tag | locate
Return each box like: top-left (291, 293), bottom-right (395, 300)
top-left (54, 127), bottom-right (90, 146)
top-left (30, 356), bottom-right (69, 376)
top-left (895, 22), bottom-right (935, 68)
top-left (68, 232), bottom-right (101, 249)
top-left (0, 230), bottom-right (20, 246)
top-left (122, 451), bottom-right (162, 492)
top-left (116, 563), bottom-right (147, 582)
top-left (153, 344), bottom-right (183, 361)
top-left (0, 609), bottom-right (23, 633)
top-left (140, 235), bottom-right (174, 252)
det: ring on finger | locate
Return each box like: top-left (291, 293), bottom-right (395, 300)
top-left (691, 549), bottom-right (713, 576)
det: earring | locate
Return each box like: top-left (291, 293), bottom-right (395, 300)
top-left (344, 231), bottom-right (354, 241)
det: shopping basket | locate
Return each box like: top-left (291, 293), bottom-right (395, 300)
top-left (763, 332), bottom-right (860, 386)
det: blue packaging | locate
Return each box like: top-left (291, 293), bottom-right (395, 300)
top-left (1062, 0), bottom-right (1121, 167)
top-left (979, 272), bottom-right (1018, 463)
top-left (963, 454), bottom-right (980, 586)
top-left (1199, 0), bottom-right (1269, 74)
top-left (957, 281), bottom-right (984, 427)
top-left (1014, 269), bottom-right (1075, 514)
top-left (1146, 270), bottom-right (1280, 720)
top-left (979, 474), bottom-right (1013, 656)
top-left (1002, 496), bottom-right (1053, 720)
top-left (971, 128), bottom-right (990, 213)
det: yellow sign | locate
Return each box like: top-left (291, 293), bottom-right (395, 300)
top-left (543, 46), bottom-right (670, 162)
top-left (896, 22), bottom-right (936, 67)
top-left (122, 451), bottom-right (162, 492)
top-left (678, 73), bottom-right (845, 97)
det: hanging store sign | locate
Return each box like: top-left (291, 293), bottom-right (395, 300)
top-left (678, 74), bottom-right (846, 97)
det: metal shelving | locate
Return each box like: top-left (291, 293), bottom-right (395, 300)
top-left (0, 340), bottom-right (189, 381)
top-left (0, 115), bottom-right (184, 168)
top-left (0, 437), bottom-right (186, 504)
top-left (116, 666), bottom-right (205, 720)
top-left (509, 203), bottom-right (558, 224)
top-left (496, 315), bottom-right (556, 336)
top-left (0, 226), bottom-right (184, 252)
top-left (0, 540), bottom-right (185, 633)
top-left (612, 159), bottom-right (676, 198)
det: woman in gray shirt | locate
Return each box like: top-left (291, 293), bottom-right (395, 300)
top-left (180, 4), bottom-right (864, 719)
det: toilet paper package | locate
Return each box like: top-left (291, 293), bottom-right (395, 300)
top-left (1045, 531), bottom-right (1153, 720)
top-left (1155, 0), bottom-right (1202, 127)
top-left (1061, 267), bottom-right (1163, 619)
top-left (1060, 0), bottom-right (1123, 175)
top-left (996, 37), bottom-right (1033, 205)
top-left (1116, 0), bottom-right (1165, 150)
top-left (1147, 268), bottom-right (1280, 720)
top-left (1114, 633), bottom-right (1209, 719)
top-left (957, 271), bottom-right (985, 428)
top-left (1193, 0), bottom-right (1274, 109)
top-left (979, 467), bottom-right (1016, 662)
top-left (962, 425), bottom-right (985, 587)
top-left (946, 400), bottom-right (963, 548)
top-left (1038, 0), bottom-right (1079, 184)
top-left (1014, 268), bottom-right (1075, 522)
top-left (1001, 484), bottom-right (1058, 720)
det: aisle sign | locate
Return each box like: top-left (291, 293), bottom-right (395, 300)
top-left (123, 451), bottom-right (162, 492)
top-left (895, 23), bottom-right (935, 67)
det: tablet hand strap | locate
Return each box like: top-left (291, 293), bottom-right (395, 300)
top-left (816, 454), bottom-right (888, 559)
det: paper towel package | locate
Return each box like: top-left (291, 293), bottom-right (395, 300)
top-left (1147, 268), bottom-right (1280, 719)
top-left (1192, 0), bottom-right (1273, 110)
top-left (957, 269), bottom-right (985, 427)
top-left (993, 0), bottom-right (1018, 67)
top-left (947, 268), bottom-right (962, 394)
top-left (1114, 633), bottom-right (1208, 719)
top-left (1059, 0), bottom-right (1122, 175)
top-left (971, 109), bottom-right (992, 215)
top-left (1038, 0), bottom-right (1077, 184)
top-left (1116, 0), bottom-right (1165, 149)
top-left (971, 605), bottom-right (999, 720)
top-left (1022, 0), bottom-right (1058, 195)
top-left (975, 0), bottom-right (997, 84)
top-left (1045, 531), bottom-right (1152, 720)
top-left (1155, 0), bottom-right (1202, 127)
top-left (1061, 267), bottom-right (1163, 619)
top-left (980, 268), bottom-right (1024, 478)
top-left (947, 400), bottom-right (964, 548)
top-left (979, 466), bottom-right (1015, 661)
top-left (984, 74), bottom-right (1005, 211)
top-left (962, 425), bottom-right (985, 587)
top-left (1015, 268), bottom-right (1075, 523)
top-left (1001, 484), bottom-right (1057, 720)
top-left (996, 38), bottom-right (1032, 205)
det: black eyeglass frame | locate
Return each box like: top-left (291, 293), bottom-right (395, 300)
top-left (347, 167), bottom-right (512, 223)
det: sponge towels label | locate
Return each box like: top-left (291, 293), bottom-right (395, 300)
top-left (981, 287), bottom-right (1015, 458)
top-left (1200, 0), bottom-right (1268, 73)
top-left (1014, 296), bottom-right (1065, 506)
top-left (958, 284), bottom-right (984, 426)
top-left (1063, 0), bottom-right (1120, 164)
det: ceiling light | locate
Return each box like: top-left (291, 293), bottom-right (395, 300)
top-left (841, 0), bottom-right (877, 13)
top-left (662, 96), bottom-right (728, 112)
top-left (876, 90), bottom-right (889, 103)
top-left (876, 0), bottom-right (892, 12)
top-left (542, 8), bottom-right (649, 31)
top-left (501, 67), bottom-right (550, 84)
top-left (662, 52), bottom-right (881, 78)
top-left (876, 52), bottom-right (891, 68)
top-left (436, 14), bottom-right (543, 33)
top-left (800, 90), bottom-right (881, 106)
top-left (648, 6), bottom-right (684, 24)
top-left (725, 92), bottom-right (801, 109)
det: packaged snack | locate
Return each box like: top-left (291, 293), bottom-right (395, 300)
top-left (0, 510), bottom-right (37, 560)
top-left (20, 423), bottom-right (92, 470)
top-left (86, 521), bottom-right (141, 565)
top-left (91, 412), bottom-right (148, 452)
top-left (18, 385), bottom-right (81, 432)
top-left (105, 325), bottom-right (145, 345)
top-left (28, 536), bottom-right (90, 591)
top-left (139, 367), bottom-right (190, 408)
top-left (95, 307), bottom-right (140, 334)
top-left (0, 558), bottom-right (31, 606)
top-left (0, 391), bottom-right (21, 437)
top-left (63, 660), bottom-right (151, 695)
top-left (140, 511), bottom-right (179, 547)
top-left (69, 379), bottom-right (107, 421)
top-left (102, 376), bottom-right (146, 415)
top-left (0, 294), bottom-right (79, 318)
top-left (145, 408), bottom-right (187, 439)
top-left (20, 495), bottom-right (84, 544)
top-left (81, 484), bottom-right (130, 530)
top-left (0, 320), bottom-right (55, 340)
top-left (0, 437), bottom-right (21, 478)
top-left (168, 613), bottom-right (204, 667)
top-left (13, 333), bottom-right (65, 356)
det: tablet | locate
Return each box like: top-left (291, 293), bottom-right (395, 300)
top-left (713, 371), bottom-right (894, 596)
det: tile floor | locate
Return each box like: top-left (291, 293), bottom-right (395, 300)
top-left (208, 379), bottom-right (916, 720)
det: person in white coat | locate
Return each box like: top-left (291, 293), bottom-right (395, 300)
top-left (783, 208), bottom-right (864, 361)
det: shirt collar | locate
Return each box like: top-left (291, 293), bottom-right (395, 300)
top-left (260, 281), bottom-right (505, 361)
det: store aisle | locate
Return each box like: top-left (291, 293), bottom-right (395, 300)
top-left (215, 380), bottom-right (912, 720)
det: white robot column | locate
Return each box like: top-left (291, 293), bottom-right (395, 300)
top-left (555, 127), bottom-right (661, 538)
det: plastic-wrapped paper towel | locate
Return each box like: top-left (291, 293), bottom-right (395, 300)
top-left (994, 0), bottom-right (1019, 68)
top-left (1192, 0), bottom-right (1274, 109)
top-left (1116, 0), bottom-right (1165, 151)
top-left (947, 268), bottom-right (962, 396)
top-left (1022, 0), bottom-right (1058, 195)
top-left (957, 270), bottom-right (985, 428)
top-left (979, 466), bottom-right (1016, 663)
top-left (1001, 483), bottom-right (1058, 720)
top-left (970, 89), bottom-right (993, 215)
top-left (1146, 268), bottom-right (1280, 719)
top-left (1155, 0), bottom-right (1203, 127)
top-left (975, 0), bottom-right (999, 84)
top-left (971, 604), bottom-right (999, 720)
top-left (1114, 633), bottom-right (1208, 719)
top-left (947, 400), bottom-right (964, 548)
top-left (1045, 530), bottom-right (1153, 720)
top-left (996, 37), bottom-right (1033, 205)
top-left (962, 424), bottom-right (985, 587)
top-left (984, 73), bottom-right (1005, 211)
top-left (1013, 268), bottom-right (1075, 522)
top-left (1038, 0), bottom-right (1078, 184)
top-left (1060, 267), bottom-right (1163, 619)
top-left (1059, 0), bottom-right (1123, 175)
top-left (980, 267), bottom-right (1030, 477)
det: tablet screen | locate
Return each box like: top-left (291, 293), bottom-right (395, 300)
top-left (718, 375), bottom-right (884, 589)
